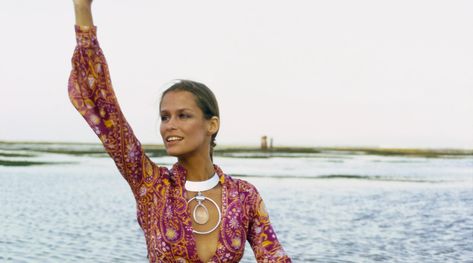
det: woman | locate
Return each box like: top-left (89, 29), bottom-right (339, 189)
top-left (69, 1), bottom-right (291, 262)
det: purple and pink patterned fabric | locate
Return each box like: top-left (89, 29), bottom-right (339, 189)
top-left (68, 25), bottom-right (291, 263)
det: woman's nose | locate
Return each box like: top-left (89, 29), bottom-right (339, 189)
top-left (164, 116), bottom-right (178, 130)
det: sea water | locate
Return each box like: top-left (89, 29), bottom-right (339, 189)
top-left (0, 144), bottom-right (472, 262)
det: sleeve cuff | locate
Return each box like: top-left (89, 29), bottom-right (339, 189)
top-left (74, 25), bottom-right (99, 48)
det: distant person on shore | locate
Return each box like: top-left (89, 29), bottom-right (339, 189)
top-left (68, 1), bottom-right (291, 262)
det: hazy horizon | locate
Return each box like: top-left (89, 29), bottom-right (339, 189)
top-left (1, 139), bottom-right (472, 151)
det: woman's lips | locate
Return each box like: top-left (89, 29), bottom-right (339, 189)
top-left (166, 136), bottom-right (184, 142)
top-left (165, 136), bottom-right (183, 146)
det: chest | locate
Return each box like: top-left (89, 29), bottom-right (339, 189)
top-left (186, 186), bottom-right (222, 262)
top-left (139, 181), bottom-right (250, 262)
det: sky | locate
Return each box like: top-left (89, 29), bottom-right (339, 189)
top-left (0, 0), bottom-right (472, 148)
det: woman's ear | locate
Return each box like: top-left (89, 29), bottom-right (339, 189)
top-left (208, 116), bottom-right (220, 136)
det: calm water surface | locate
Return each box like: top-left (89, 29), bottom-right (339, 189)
top-left (0, 144), bottom-right (472, 262)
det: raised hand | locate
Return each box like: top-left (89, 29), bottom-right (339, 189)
top-left (73, 0), bottom-right (93, 7)
top-left (73, 0), bottom-right (94, 26)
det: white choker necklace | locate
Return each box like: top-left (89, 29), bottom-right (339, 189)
top-left (185, 173), bottom-right (219, 192)
top-left (185, 173), bottom-right (221, 235)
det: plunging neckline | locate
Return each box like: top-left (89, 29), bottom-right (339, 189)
top-left (183, 174), bottom-right (227, 263)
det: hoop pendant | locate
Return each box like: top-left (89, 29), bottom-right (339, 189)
top-left (193, 202), bottom-right (209, 225)
top-left (187, 193), bottom-right (222, 235)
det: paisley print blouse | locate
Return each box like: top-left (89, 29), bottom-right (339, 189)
top-left (68, 25), bottom-right (291, 263)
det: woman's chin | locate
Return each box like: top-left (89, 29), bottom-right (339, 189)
top-left (166, 150), bottom-right (179, 157)
top-left (164, 144), bottom-right (204, 159)
top-left (165, 148), bottom-right (185, 157)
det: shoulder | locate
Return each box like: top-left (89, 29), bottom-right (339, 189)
top-left (223, 175), bottom-right (263, 216)
top-left (224, 174), bottom-right (260, 196)
top-left (213, 164), bottom-right (259, 195)
top-left (214, 164), bottom-right (262, 207)
top-left (224, 175), bottom-right (271, 223)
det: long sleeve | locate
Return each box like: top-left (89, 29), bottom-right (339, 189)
top-left (68, 26), bottom-right (157, 199)
top-left (247, 188), bottom-right (292, 262)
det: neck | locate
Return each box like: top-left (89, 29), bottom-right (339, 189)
top-left (178, 153), bottom-right (215, 182)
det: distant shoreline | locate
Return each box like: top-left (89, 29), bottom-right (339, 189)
top-left (1, 140), bottom-right (472, 158)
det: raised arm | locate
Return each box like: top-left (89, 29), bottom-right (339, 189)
top-left (68, 0), bottom-right (158, 199)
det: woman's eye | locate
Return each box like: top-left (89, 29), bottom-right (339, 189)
top-left (179, 113), bottom-right (191, 119)
top-left (160, 115), bottom-right (169, 121)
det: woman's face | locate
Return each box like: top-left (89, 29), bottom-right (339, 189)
top-left (159, 91), bottom-right (217, 158)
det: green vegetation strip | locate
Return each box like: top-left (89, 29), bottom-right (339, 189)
top-left (214, 146), bottom-right (473, 158)
top-left (0, 159), bottom-right (51, 167)
top-left (0, 159), bottom-right (76, 167)
top-left (1, 141), bottom-right (472, 158)
top-left (0, 152), bottom-right (37, 157)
